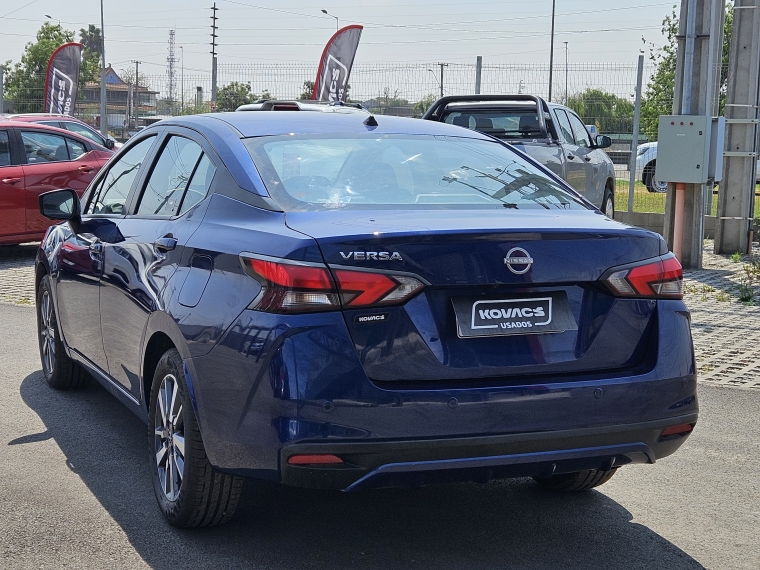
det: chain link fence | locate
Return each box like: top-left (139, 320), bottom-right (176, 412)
top-left (3, 61), bottom-right (689, 214)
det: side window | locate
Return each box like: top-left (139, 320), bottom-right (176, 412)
top-left (0, 131), bottom-right (10, 167)
top-left (567, 112), bottom-right (591, 148)
top-left (62, 121), bottom-right (103, 146)
top-left (137, 136), bottom-right (203, 216)
top-left (553, 110), bottom-right (575, 145)
top-left (20, 131), bottom-right (69, 163)
top-left (178, 154), bottom-right (216, 215)
top-left (38, 121), bottom-right (63, 129)
top-left (86, 135), bottom-right (156, 215)
top-left (66, 138), bottom-right (87, 160)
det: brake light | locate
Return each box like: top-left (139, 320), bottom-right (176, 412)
top-left (601, 253), bottom-right (683, 299)
top-left (240, 254), bottom-right (426, 313)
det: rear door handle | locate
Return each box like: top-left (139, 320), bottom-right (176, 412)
top-left (584, 156), bottom-right (592, 162)
top-left (567, 154), bottom-right (575, 160)
top-left (2, 177), bottom-right (22, 185)
top-left (78, 165), bottom-right (95, 173)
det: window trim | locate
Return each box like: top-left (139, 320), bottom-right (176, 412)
top-left (83, 132), bottom-right (160, 217)
top-left (566, 111), bottom-right (592, 149)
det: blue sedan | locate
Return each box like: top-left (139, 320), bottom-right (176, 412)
top-left (35, 111), bottom-right (697, 527)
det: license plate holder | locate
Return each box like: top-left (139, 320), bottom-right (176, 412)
top-left (452, 291), bottom-right (577, 338)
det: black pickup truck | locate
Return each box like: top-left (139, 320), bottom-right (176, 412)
top-left (422, 95), bottom-right (617, 217)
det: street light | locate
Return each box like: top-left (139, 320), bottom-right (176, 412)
top-left (45, 14), bottom-right (61, 26)
top-left (321, 9), bottom-right (339, 31)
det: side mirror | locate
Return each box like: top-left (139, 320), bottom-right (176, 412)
top-left (39, 189), bottom-right (82, 234)
top-left (104, 138), bottom-right (116, 150)
top-left (595, 135), bottom-right (612, 149)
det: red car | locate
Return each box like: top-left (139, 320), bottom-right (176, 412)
top-left (0, 121), bottom-right (113, 245)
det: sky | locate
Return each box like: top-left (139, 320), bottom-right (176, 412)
top-left (1, 0), bottom-right (675, 76)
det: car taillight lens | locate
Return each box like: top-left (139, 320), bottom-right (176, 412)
top-left (240, 254), bottom-right (426, 313)
top-left (601, 253), bottom-right (683, 299)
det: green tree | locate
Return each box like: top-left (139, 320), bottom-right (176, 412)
top-left (215, 82), bottom-right (254, 111)
top-left (414, 93), bottom-right (437, 117)
top-left (4, 23), bottom-right (74, 113)
top-left (640, 3), bottom-right (733, 140)
top-left (78, 24), bottom-right (102, 84)
top-left (299, 80), bottom-right (314, 100)
top-left (567, 88), bottom-right (634, 134)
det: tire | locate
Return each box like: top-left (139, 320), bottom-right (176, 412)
top-left (533, 468), bottom-right (617, 492)
top-left (149, 348), bottom-right (243, 527)
top-left (601, 186), bottom-right (615, 219)
top-left (36, 274), bottom-right (89, 389)
top-left (644, 165), bottom-right (668, 193)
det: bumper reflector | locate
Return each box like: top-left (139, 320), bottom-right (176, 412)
top-left (287, 454), bottom-right (344, 466)
top-left (660, 423), bottom-right (694, 438)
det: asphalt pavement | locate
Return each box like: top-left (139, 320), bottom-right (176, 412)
top-left (1, 302), bottom-right (759, 569)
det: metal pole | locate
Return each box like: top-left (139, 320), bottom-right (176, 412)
top-left (681, 0), bottom-right (697, 114)
top-left (439, 63), bottom-right (444, 98)
top-left (475, 56), bottom-right (482, 95)
top-left (180, 46), bottom-right (184, 112)
top-left (99, 0), bottom-right (107, 137)
top-left (0, 66), bottom-right (4, 114)
top-left (548, 0), bottom-right (556, 102)
top-left (134, 61), bottom-right (139, 126)
top-left (628, 54), bottom-right (645, 213)
top-left (564, 42), bottom-right (568, 105)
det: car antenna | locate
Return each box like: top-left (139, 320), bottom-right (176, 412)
top-left (363, 115), bottom-right (378, 127)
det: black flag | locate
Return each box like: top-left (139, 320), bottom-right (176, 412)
top-left (44, 42), bottom-right (83, 115)
top-left (312, 25), bottom-right (363, 102)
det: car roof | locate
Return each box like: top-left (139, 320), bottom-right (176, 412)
top-left (155, 111), bottom-right (494, 140)
top-left (0, 120), bottom-right (109, 149)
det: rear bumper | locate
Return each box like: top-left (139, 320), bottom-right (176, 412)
top-left (279, 413), bottom-right (697, 490)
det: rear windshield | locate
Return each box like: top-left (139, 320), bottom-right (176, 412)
top-left (244, 134), bottom-right (589, 212)
top-left (443, 109), bottom-right (542, 139)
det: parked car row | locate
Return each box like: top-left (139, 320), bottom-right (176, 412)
top-left (0, 120), bottom-right (113, 245)
top-left (35, 105), bottom-right (696, 527)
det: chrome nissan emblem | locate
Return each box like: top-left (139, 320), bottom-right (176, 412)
top-left (504, 247), bottom-right (533, 274)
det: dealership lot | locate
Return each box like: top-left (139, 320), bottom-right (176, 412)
top-left (0, 300), bottom-right (758, 569)
top-left (1, 242), bottom-right (759, 568)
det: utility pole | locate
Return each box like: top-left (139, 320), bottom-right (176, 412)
top-left (563, 42), bottom-right (568, 105)
top-left (437, 62), bottom-right (448, 98)
top-left (548, 0), bottom-right (556, 102)
top-left (0, 66), bottom-right (4, 114)
top-left (210, 3), bottom-right (218, 105)
top-left (475, 56), bottom-right (482, 95)
top-left (662, 0), bottom-right (725, 268)
top-left (715, 0), bottom-right (760, 254)
top-left (99, 0), bottom-right (107, 137)
top-left (167, 30), bottom-right (177, 115)
top-left (131, 60), bottom-right (141, 127)
top-left (180, 46), bottom-right (184, 112)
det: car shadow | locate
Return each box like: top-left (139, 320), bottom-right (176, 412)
top-left (17, 370), bottom-right (706, 570)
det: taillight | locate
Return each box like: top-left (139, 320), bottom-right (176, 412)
top-left (240, 254), bottom-right (426, 313)
top-left (601, 253), bottom-right (683, 299)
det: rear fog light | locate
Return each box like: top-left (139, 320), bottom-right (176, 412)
top-left (659, 423), bottom-right (694, 440)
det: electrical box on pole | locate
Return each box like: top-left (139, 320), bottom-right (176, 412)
top-left (656, 115), bottom-right (725, 183)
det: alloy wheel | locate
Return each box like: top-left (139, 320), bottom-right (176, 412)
top-left (154, 373), bottom-right (185, 502)
top-left (653, 179), bottom-right (668, 193)
top-left (39, 289), bottom-right (56, 375)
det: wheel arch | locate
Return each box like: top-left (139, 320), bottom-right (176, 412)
top-left (141, 311), bottom-right (192, 411)
top-left (642, 159), bottom-right (656, 183)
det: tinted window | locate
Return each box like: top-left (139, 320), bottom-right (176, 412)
top-left (66, 138), bottom-right (87, 160)
top-left (21, 131), bottom-right (69, 163)
top-left (567, 112), bottom-right (591, 148)
top-left (553, 109), bottom-right (575, 145)
top-left (0, 132), bottom-right (10, 167)
top-left (87, 135), bottom-right (156, 215)
top-left (179, 154), bottom-right (215, 215)
top-left (62, 121), bottom-right (104, 146)
top-left (245, 134), bottom-right (588, 212)
top-left (137, 136), bottom-right (203, 216)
